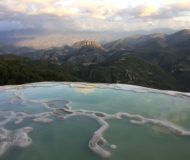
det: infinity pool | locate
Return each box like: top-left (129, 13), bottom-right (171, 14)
top-left (0, 82), bottom-right (190, 160)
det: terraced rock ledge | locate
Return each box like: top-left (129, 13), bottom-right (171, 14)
top-left (0, 82), bottom-right (190, 158)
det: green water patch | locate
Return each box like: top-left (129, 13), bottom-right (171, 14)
top-left (166, 108), bottom-right (190, 129)
top-left (0, 102), bottom-right (47, 114)
top-left (21, 85), bottom-right (190, 115)
top-left (105, 119), bottom-right (190, 160)
top-left (1, 116), bottom-right (102, 160)
top-left (0, 91), bottom-right (13, 110)
top-left (18, 84), bottom-right (190, 128)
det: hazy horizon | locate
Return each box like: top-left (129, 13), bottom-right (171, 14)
top-left (0, 0), bottom-right (190, 48)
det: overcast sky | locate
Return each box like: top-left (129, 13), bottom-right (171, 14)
top-left (0, 0), bottom-right (190, 31)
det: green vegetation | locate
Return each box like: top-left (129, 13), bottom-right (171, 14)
top-left (0, 54), bottom-right (186, 91)
top-left (0, 55), bottom-right (78, 85)
top-left (70, 55), bottom-right (178, 90)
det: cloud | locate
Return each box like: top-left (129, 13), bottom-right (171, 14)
top-left (139, 5), bottom-right (159, 17)
top-left (0, 0), bottom-right (126, 31)
top-left (114, 0), bottom-right (190, 20)
top-left (0, 0), bottom-right (189, 32)
top-left (0, 0), bottom-right (122, 19)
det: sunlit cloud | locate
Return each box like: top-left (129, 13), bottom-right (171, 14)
top-left (0, 0), bottom-right (189, 32)
top-left (139, 5), bottom-right (159, 17)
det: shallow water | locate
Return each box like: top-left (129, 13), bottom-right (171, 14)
top-left (105, 119), bottom-right (190, 160)
top-left (0, 82), bottom-right (190, 160)
top-left (1, 117), bottom-right (101, 160)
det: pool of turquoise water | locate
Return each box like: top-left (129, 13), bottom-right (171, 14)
top-left (0, 83), bottom-right (190, 160)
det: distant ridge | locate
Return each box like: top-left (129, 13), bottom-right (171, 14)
top-left (0, 28), bottom-right (176, 49)
top-left (0, 29), bottom-right (190, 91)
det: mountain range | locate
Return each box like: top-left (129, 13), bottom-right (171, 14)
top-left (0, 29), bottom-right (190, 91)
top-left (0, 28), bottom-right (176, 49)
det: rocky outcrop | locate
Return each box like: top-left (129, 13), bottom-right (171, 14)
top-left (72, 40), bottom-right (105, 50)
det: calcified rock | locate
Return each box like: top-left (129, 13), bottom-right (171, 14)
top-left (0, 82), bottom-right (190, 158)
top-left (0, 111), bottom-right (54, 127)
top-left (62, 112), bottom-right (113, 158)
top-left (59, 105), bottom-right (190, 158)
top-left (2, 88), bottom-right (190, 159)
top-left (0, 127), bottom-right (33, 156)
top-left (110, 145), bottom-right (117, 149)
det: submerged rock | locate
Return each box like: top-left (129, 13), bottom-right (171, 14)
top-left (0, 127), bottom-right (33, 156)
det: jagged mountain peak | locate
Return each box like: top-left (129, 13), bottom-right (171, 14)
top-left (72, 40), bottom-right (106, 50)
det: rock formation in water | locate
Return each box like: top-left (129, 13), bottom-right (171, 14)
top-left (0, 82), bottom-right (190, 158)
top-left (0, 127), bottom-right (33, 156)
